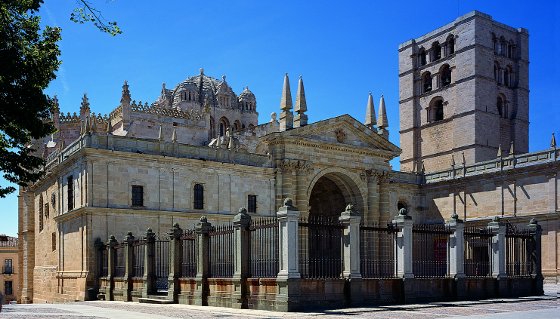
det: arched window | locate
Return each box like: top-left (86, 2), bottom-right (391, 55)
top-left (504, 67), bottom-right (510, 87)
top-left (39, 195), bottom-right (44, 232)
top-left (432, 42), bottom-right (441, 61)
top-left (440, 64), bottom-right (451, 87)
top-left (497, 95), bottom-right (507, 119)
top-left (494, 62), bottom-right (501, 84)
top-left (193, 184), bottom-right (204, 210)
top-left (233, 120), bottom-right (241, 132)
top-left (422, 72), bottom-right (432, 93)
top-left (507, 40), bottom-right (515, 58)
top-left (218, 117), bottom-right (230, 137)
top-left (418, 47), bottom-right (427, 66)
top-left (492, 33), bottom-right (498, 54)
top-left (446, 35), bottom-right (455, 55)
top-left (499, 36), bottom-right (506, 56)
top-left (428, 97), bottom-right (444, 122)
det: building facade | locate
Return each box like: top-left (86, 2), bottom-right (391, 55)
top-left (18, 11), bottom-right (559, 304)
top-left (0, 235), bottom-right (19, 304)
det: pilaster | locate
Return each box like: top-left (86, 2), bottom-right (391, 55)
top-left (231, 208), bottom-right (251, 308)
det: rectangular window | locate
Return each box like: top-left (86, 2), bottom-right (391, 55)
top-left (131, 185), bottom-right (144, 207)
top-left (4, 259), bottom-right (13, 274)
top-left (193, 184), bottom-right (204, 210)
top-left (248, 195), bottom-right (257, 213)
top-left (52, 232), bottom-right (56, 251)
top-left (67, 176), bottom-right (74, 211)
top-left (5, 281), bottom-right (13, 295)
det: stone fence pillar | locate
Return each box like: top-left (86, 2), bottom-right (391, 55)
top-left (487, 217), bottom-right (506, 279)
top-left (123, 231), bottom-right (135, 301)
top-left (446, 214), bottom-right (465, 278)
top-left (393, 208), bottom-right (413, 279)
top-left (194, 216), bottom-right (212, 306)
top-left (276, 198), bottom-right (300, 311)
top-left (142, 228), bottom-right (156, 298)
top-left (106, 235), bottom-right (118, 301)
top-left (232, 208), bottom-right (251, 308)
top-left (168, 223), bottom-right (183, 302)
top-left (528, 218), bottom-right (543, 295)
top-left (339, 204), bottom-right (362, 305)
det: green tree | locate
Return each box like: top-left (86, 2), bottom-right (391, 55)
top-left (0, 0), bottom-right (61, 197)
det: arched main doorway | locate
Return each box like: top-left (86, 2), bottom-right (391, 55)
top-left (303, 172), bottom-right (363, 278)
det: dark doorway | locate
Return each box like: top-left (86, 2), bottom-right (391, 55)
top-left (309, 176), bottom-right (346, 218)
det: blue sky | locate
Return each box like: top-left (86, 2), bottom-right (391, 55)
top-left (0, 0), bottom-right (558, 237)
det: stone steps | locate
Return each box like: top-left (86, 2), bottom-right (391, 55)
top-left (138, 293), bottom-right (175, 304)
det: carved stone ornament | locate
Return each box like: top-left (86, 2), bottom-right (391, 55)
top-left (334, 128), bottom-right (346, 143)
top-left (278, 159), bottom-right (313, 173)
top-left (51, 193), bottom-right (56, 209)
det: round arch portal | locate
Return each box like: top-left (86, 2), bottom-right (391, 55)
top-left (307, 171), bottom-right (364, 218)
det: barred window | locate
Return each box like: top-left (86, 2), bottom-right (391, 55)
top-left (131, 185), bottom-right (144, 207)
top-left (194, 184), bottom-right (204, 209)
top-left (248, 195), bottom-right (257, 213)
top-left (5, 280), bottom-right (13, 295)
top-left (51, 232), bottom-right (56, 251)
top-left (4, 259), bottom-right (13, 274)
top-left (67, 176), bottom-right (74, 211)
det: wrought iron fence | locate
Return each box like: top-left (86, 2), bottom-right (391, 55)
top-left (154, 237), bottom-right (169, 291)
top-left (299, 216), bottom-right (343, 279)
top-left (209, 223), bottom-right (235, 278)
top-left (114, 242), bottom-right (126, 277)
top-left (132, 239), bottom-right (146, 278)
top-left (249, 217), bottom-right (279, 278)
top-left (181, 229), bottom-right (197, 278)
top-left (505, 224), bottom-right (533, 277)
top-left (464, 226), bottom-right (493, 277)
top-left (360, 222), bottom-right (398, 278)
top-left (412, 224), bottom-right (451, 278)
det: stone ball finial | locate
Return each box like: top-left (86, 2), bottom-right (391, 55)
top-left (398, 207), bottom-right (408, 216)
top-left (345, 203), bottom-right (355, 212)
top-left (238, 207), bottom-right (248, 215)
top-left (529, 218), bottom-right (538, 225)
top-left (270, 112), bottom-right (277, 122)
top-left (200, 216), bottom-right (208, 223)
top-left (127, 231), bottom-right (133, 236)
top-left (109, 235), bottom-right (116, 240)
top-left (173, 222), bottom-right (180, 229)
top-left (492, 216), bottom-right (500, 222)
top-left (451, 212), bottom-right (459, 220)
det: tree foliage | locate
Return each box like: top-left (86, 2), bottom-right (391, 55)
top-left (71, 0), bottom-right (122, 36)
top-left (0, 0), bottom-right (61, 197)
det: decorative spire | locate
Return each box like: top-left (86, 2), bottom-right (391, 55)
top-left (120, 80), bottom-right (131, 105)
top-left (279, 73), bottom-right (294, 131)
top-left (80, 93), bottom-right (90, 120)
top-left (509, 141), bottom-right (514, 156)
top-left (171, 128), bottom-right (177, 143)
top-left (497, 144), bottom-right (502, 157)
top-left (280, 73), bottom-right (293, 111)
top-left (294, 75), bottom-right (308, 128)
top-left (377, 95), bottom-right (389, 139)
top-left (365, 92), bottom-right (376, 129)
top-left (52, 95), bottom-right (60, 112)
top-left (551, 133), bottom-right (556, 148)
top-left (199, 68), bottom-right (204, 75)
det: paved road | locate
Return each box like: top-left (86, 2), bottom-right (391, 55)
top-left (1, 284), bottom-right (557, 319)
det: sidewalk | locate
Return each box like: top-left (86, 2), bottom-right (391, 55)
top-left (1, 284), bottom-right (557, 319)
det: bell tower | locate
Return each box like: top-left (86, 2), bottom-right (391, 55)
top-left (398, 11), bottom-right (529, 173)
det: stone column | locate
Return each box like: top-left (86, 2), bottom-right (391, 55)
top-left (194, 216), bottom-right (212, 306)
top-left (231, 208), bottom-right (251, 308)
top-left (488, 217), bottom-right (506, 278)
top-left (339, 204), bottom-right (362, 306)
top-left (167, 223), bottom-right (183, 302)
top-left (142, 228), bottom-right (156, 298)
top-left (106, 235), bottom-right (118, 301)
top-left (446, 214), bottom-right (465, 278)
top-left (528, 219), bottom-right (544, 295)
top-left (123, 232), bottom-right (135, 301)
top-left (393, 208), bottom-right (414, 279)
top-left (446, 214), bottom-right (465, 300)
top-left (276, 198), bottom-right (301, 311)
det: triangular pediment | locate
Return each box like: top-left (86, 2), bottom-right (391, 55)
top-left (261, 115), bottom-right (401, 159)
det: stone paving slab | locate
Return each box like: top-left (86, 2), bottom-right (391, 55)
top-left (1, 284), bottom-right (558, 319)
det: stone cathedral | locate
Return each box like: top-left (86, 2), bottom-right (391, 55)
top-left (18, 11), bottom-right (559, 303)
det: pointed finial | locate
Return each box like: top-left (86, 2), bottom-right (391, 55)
top-left (551, 133), bottom-right (556, 148)
top-left (509, 141), bottom-right (514, 156)
top-left (222, 75), bottom-right (226, 82)
top-left (280, 73), bottom-right (293, 111)
top-left (377, 95), bottom-right (388, 128)
top-left (295, 76), bottom-right (307, 113)
top-left (158, 125), bottom-right (163, 141)
top-left (365, 92), bottom-right (376, 128)
top-left (497, 144), bottom-right (502, 157)
top-left (121, 80), bottom-right (131, 105)
top-left (80, 94), bottom-right (91, 119)
top-left (52, 95), bottom-right (60, 112)
top-left (171, 128), bottom-right (177, 143)
top-left (200, 68), bottom-right (204, 75)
